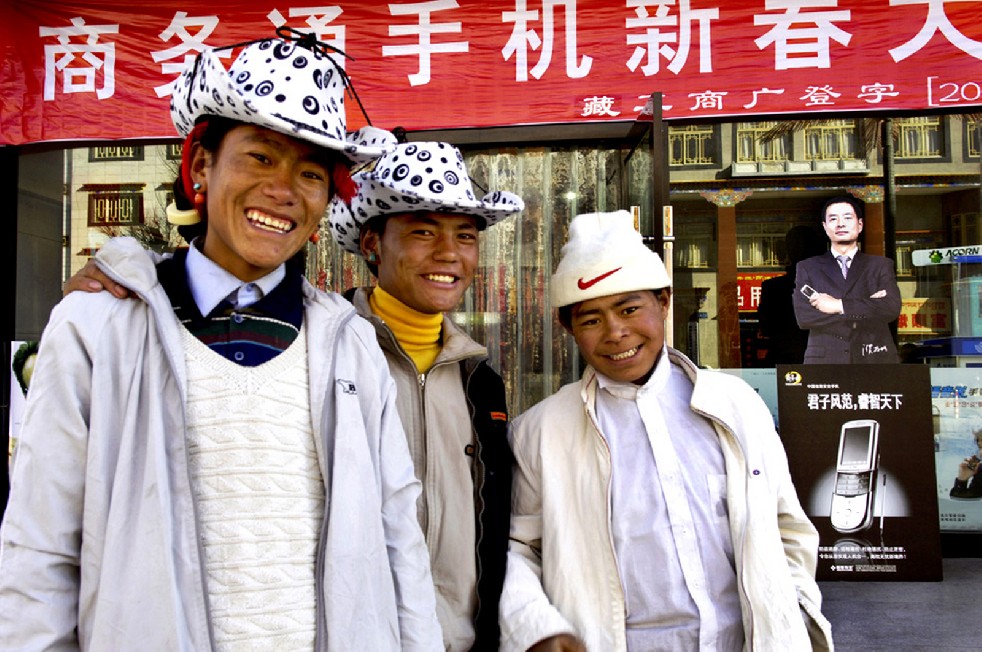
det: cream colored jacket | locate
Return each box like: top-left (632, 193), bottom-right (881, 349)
top-left (501, 348), bottom-right (833, 652)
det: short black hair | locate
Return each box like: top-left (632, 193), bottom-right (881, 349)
top-left (821, 195), bottom-right (864, 222)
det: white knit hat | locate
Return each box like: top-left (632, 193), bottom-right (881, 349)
top-left (551, 210), bottom-right (671, 308)
top-left (328, 141), bottom-right (524, 254)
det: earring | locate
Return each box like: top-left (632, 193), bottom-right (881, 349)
top-left (367, 252), bottom-right (378, 263)
top-left (193, 182), bottom-right (205, 207)
top-left (309, 232), bottom-right (320, 244)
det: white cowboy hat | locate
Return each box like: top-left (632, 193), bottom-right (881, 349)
top-left (328, 141), bottom-right (524, 254)
top-left (170, 35), bottom-right (394, 165)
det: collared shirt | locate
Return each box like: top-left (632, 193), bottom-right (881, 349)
top-left (831, 245), bottom-right (859, 268)
top-left (156, 246), bottom-right (304, 367)
top-left (595, 347), bottom-right (743, 652)
top-left (185, 241), bottom-right (286, 314)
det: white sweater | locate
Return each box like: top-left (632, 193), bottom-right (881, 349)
top-left (184, 325), bottom-right (323, 650)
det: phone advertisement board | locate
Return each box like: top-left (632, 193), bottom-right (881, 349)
top-left (777, 364), bottom-right (941, 581)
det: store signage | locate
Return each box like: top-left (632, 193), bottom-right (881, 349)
top-left (898, 297), bottom-right (951, 335)
top-left (2, 1), bottom-right (982, 145)
top-left (913, 245), bottom-right (982, 267)
top-left (932, 368), bottom-right (982, 532)
top-left (736, 272), bottom-right (781, 313)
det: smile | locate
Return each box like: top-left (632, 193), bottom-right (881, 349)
top-left (609, 346), bottom-right (639, 361)
top-left (246, 209), bottom-right (294, 234)
top-left (425, 273), bottom-right (456, 284)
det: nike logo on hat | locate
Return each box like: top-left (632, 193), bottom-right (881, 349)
top-left (577, 267), bottom-right (622, 290)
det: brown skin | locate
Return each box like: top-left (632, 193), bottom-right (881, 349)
top-left (191, 125), bottom-right (331, 281)
top-left (528, 633), bottom-right (587, 652)
top-left (64, 124), bottom-right (333, 291)
top-left (63, 258), bottom-right (129, 298)
top-left (359, 212), bottom-right (480, 315)
top-left (566, 288), bottom-right (672, 385)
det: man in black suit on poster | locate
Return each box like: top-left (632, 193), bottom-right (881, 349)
top-left (793, 196), bottom-right (901, 364)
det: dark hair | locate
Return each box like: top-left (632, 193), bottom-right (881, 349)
top-left (820, 195), bottom-right (864, 223)
top-left (359, 210), bottom-right (486, 278)
top-left (172, 116), bottom-right (355, 244)
top-left (172, 117), bottom-right (239, 242)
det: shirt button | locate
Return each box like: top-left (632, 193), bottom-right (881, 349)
top-left (233, 314), bottom-right (245, 324)
top-left (234, 351), bottom-right (245, 362)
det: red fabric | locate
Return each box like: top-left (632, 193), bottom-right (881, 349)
top-left (3, 1), bottom-right (982, 145)
top-left (331, 163), bottom-right (356, 203)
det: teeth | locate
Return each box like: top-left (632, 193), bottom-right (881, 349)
top-left (609, 347), bottom-right (638, 361)
top-left (426, 274), bottom-right (455, 284)
top-left (246, 210), bottom-right (293, 234)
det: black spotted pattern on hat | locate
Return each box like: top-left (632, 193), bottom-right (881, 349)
top-left (169, 37), bottom-right (394, 165)
top-left (328, 141), bottom-right (525, 254)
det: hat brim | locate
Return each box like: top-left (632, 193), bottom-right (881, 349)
top-left (171, 49), bottom-right (391, 166)
top-left (355, 175), bottom-right (524, 227)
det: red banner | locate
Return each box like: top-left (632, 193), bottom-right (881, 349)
top-left (3, 0), bottom-right (982, 145)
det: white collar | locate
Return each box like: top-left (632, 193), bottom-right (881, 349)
top-left (831, 245), bottom-right (859, 261)
top-left (185, 239), bottom-right (285, 316)
top-left (595, 344), bottom-right (670, 400)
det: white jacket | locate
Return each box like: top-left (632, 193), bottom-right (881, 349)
top-left (0, 238), bottom-right (442, 651)
top-left (501, 348), bottom-right (833, 651)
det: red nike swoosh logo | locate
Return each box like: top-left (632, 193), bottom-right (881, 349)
top-left (578, 267), bottom-right (622, 290)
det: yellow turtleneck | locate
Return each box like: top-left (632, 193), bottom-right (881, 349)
top-left (369, 285), bottom-right (443, 373)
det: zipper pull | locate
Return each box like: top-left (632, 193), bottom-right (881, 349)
top-left (418, 373), bottom-right (426, 388)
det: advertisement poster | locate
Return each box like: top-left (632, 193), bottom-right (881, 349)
top-left (777, 364), bottom-right (941, 581)
top-left (932, 368), bottom-right (982, 532)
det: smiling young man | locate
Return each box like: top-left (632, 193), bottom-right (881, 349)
top-left (499, 211), bottom-right (833, 652)
top-left (0, 36), bottom-right (442, 650)
top-left (329, 141), bottom-right (523, 650)
top-left (792, 195), bottom-right (902, 363)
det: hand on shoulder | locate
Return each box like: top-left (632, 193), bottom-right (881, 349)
top-left (63, 258), bottom-right (132, 299)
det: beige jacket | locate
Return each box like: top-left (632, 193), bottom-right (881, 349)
top-left (351, 288), bottom-right (487, 651)
top-left (501, 348), bottom-right (833, 651)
